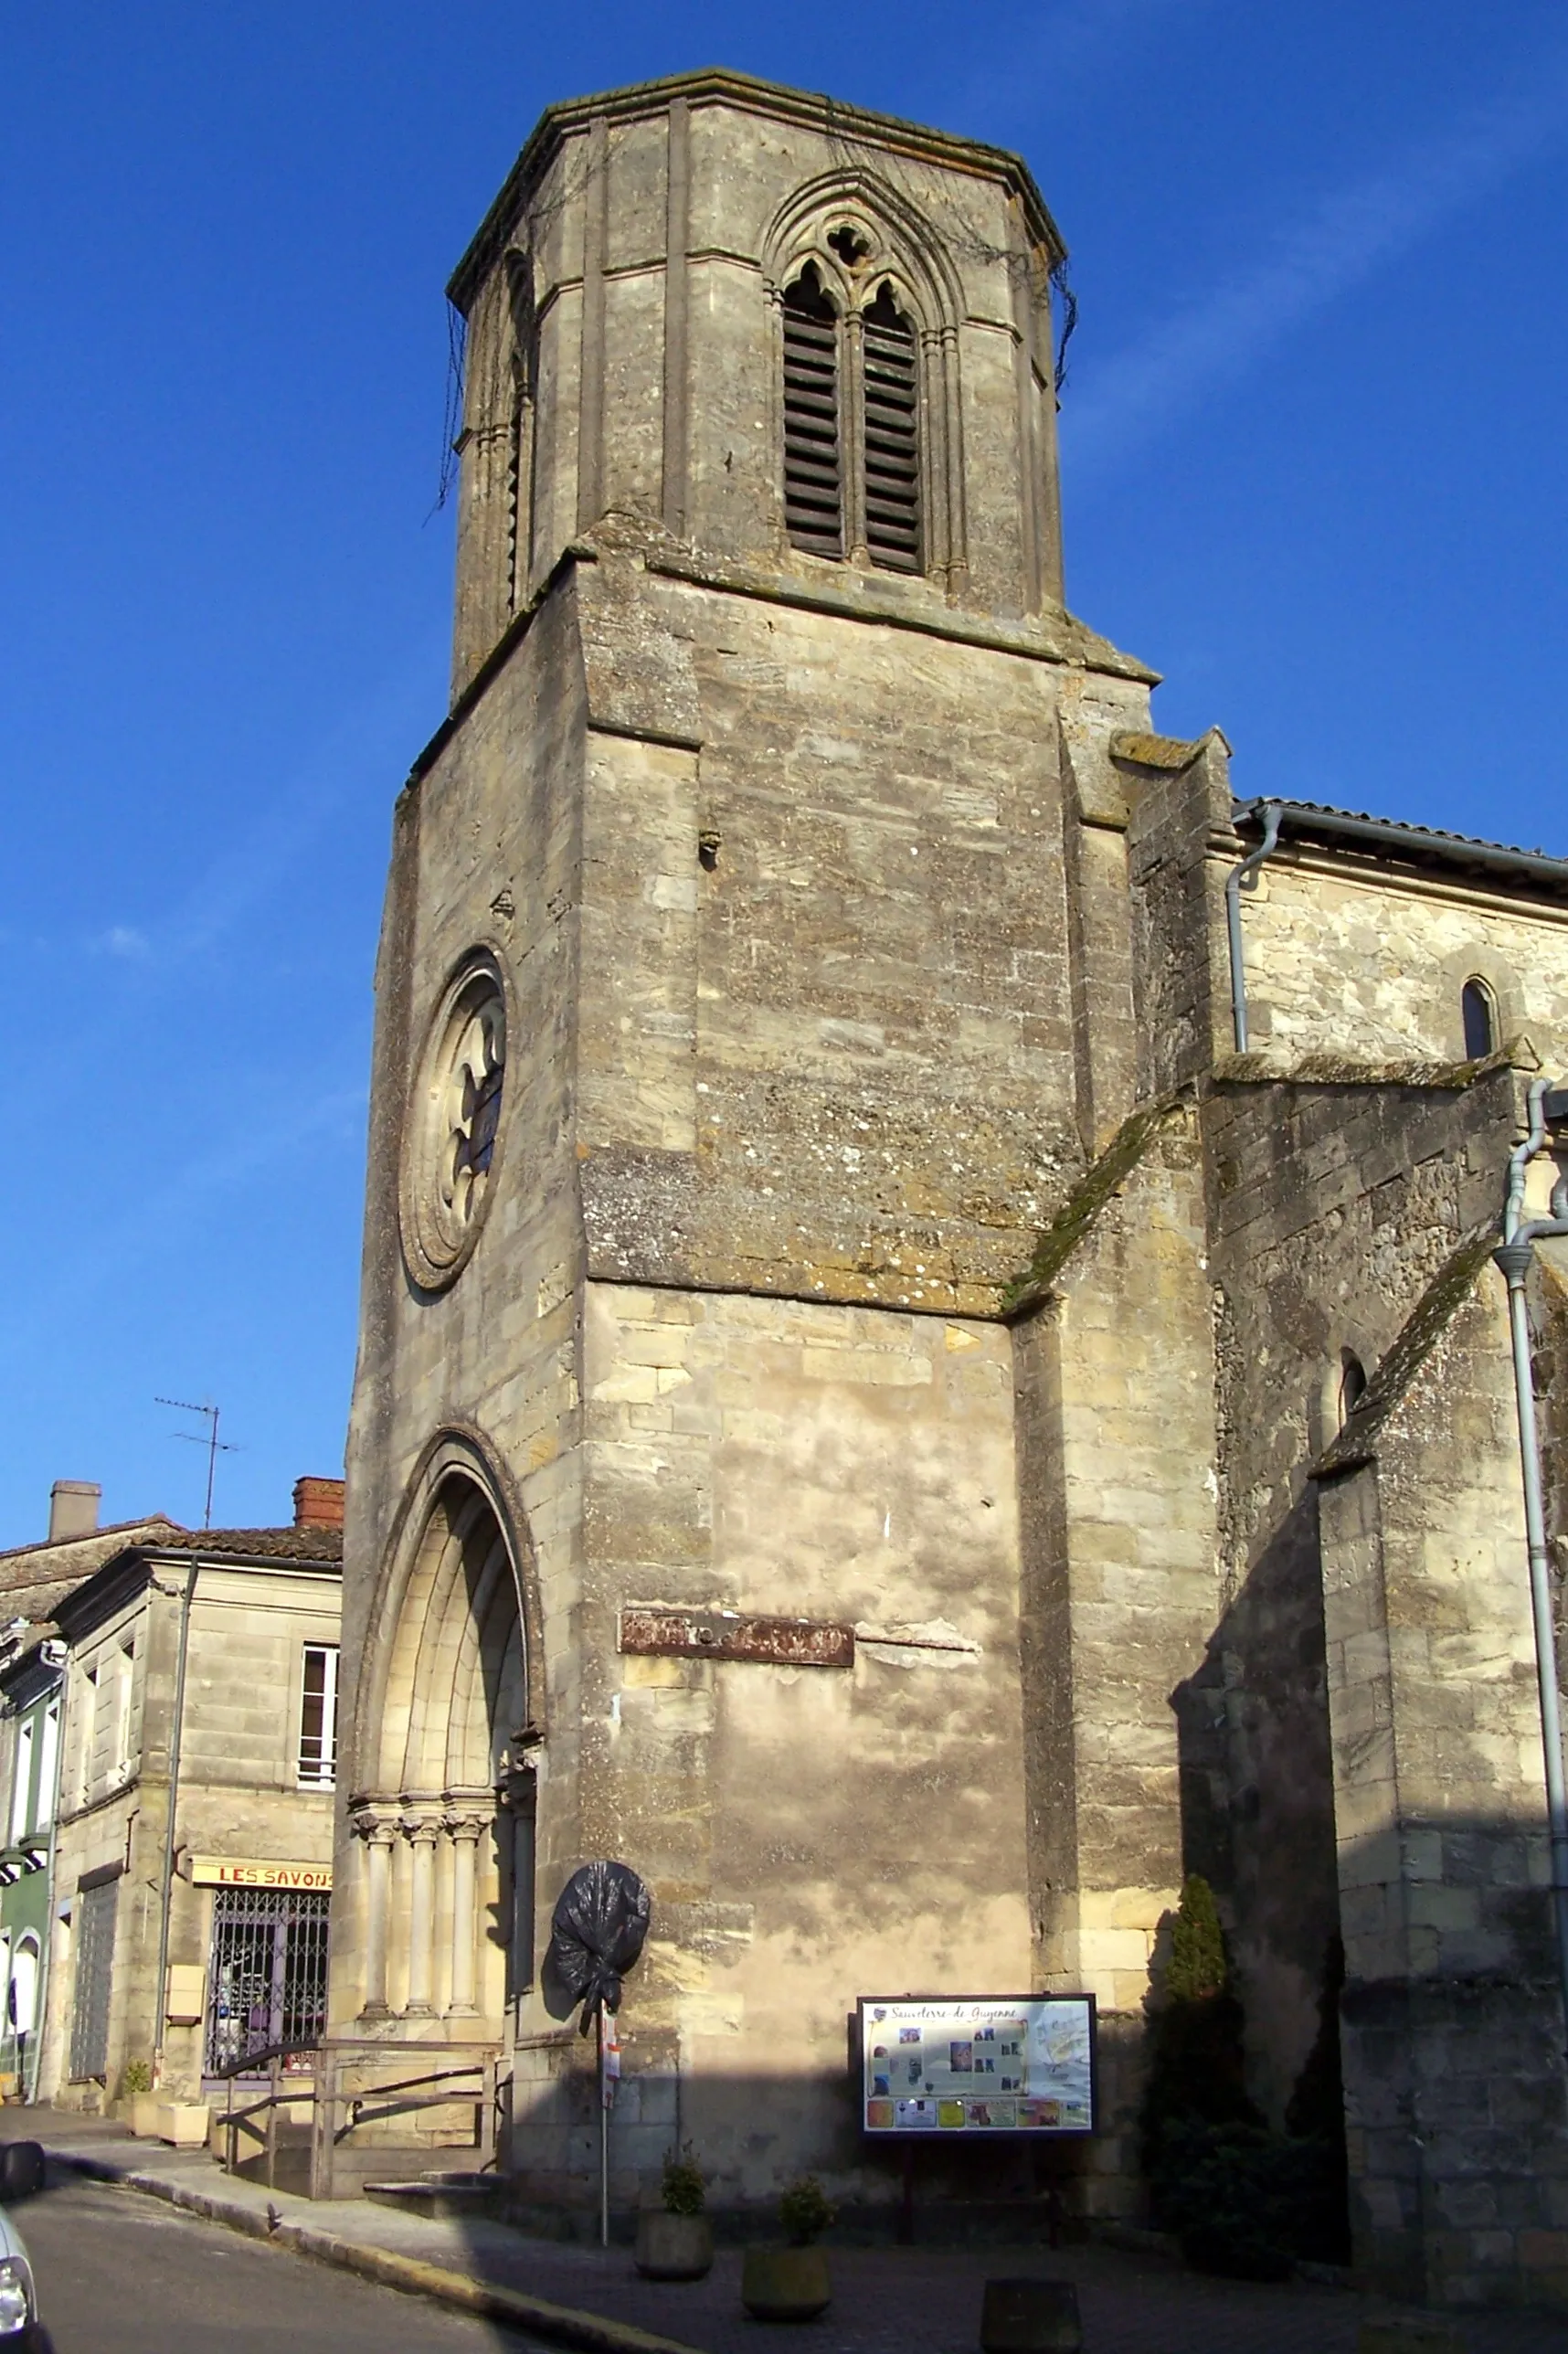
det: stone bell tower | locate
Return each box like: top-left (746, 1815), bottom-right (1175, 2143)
top-left (330, 69), bottom-right (1191, 2214)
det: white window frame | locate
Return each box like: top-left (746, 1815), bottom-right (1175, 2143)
top-left (75, 1664), bottom-right (99, 1808)
top-left (110, 1641), bottom-right (136, 1786)
top-left (7, 1721), bottom-right (31, 1845)
top-left (297, 1645), bottom-right (340, 1788)
top-left (36, 1699), bottom-right (59, 1834)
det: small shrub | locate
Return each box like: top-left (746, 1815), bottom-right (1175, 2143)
top-left (1141, 1874), bottom-right (1259, 2186)
top-left (1164, 1873), bottom-right (1226, 2003)
top-left (779, 2174), bottom-right (836, 2246)
top-left (1156, 2118), bottom-right (1294, 2281)
top-left (121, 2058), bottom-right (153, 2096)
top-left (661, 2145), bottom-right (706, 2217)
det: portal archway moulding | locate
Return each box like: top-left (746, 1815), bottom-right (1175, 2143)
top-left (345, 1425), bottom-right (546, 2030)
top-left (352, 1422), bottom-right (546, 1797)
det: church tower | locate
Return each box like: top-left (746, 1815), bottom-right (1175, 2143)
top-left (325, 65), bottom-right (1216, 2215)
top-left (320, 68), bottom-right (1568, 2308)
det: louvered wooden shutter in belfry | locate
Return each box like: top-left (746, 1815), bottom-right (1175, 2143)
top-left (782, 269), bottom-right (842, 559)
top-left (862, 284), bottom-right (921, 573)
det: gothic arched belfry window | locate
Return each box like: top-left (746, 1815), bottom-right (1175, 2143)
top-left (782, 258), bottom-right (923, 575)
top-left (769, 185), bottom-right (965, 587)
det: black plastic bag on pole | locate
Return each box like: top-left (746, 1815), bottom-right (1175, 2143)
top-left (541, 1860), bottom-right (652, 2032)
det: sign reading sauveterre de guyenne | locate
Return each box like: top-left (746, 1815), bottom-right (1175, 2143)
top-left (859, 1996), bottom-right (1097, 2135)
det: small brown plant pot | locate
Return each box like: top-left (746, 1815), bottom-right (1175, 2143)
top-left (980, 2276), bottom-right (1083, 2354)
top-left (634, 2212), bottom-right (715, 2281)
top-left (740, 2245), bottom-right (832, 2321)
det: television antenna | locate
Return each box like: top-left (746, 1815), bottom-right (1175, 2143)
top-left (155, 1397), bottom-right (239, 1529)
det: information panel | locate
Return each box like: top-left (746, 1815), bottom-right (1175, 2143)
top-left (858, 1995), bottom-right (1097, 2137)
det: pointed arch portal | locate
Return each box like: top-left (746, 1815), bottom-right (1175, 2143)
top-left (351, 1468), bottom-right (536, 2027)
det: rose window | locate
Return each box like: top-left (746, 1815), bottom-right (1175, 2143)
top-left (402, 956), bottom-right (508, 1289)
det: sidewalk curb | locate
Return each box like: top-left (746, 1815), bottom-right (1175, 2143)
top-left (46, 2147), bottom-right (705, 2354)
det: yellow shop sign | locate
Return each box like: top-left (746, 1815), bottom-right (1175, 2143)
top-left (191, 1855), bottom-right (333, 1891)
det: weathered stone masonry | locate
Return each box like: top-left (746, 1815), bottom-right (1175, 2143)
top-left (328, 69), bottom-right (1568, 2308)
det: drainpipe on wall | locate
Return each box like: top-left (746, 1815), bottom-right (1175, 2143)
top-left (151, 1564), bottom-right (196, 2091)
top-left (1493, 1076), bottom-right (1568, 2051)
top-left (1224, 800), bottom-right (1284, 1053)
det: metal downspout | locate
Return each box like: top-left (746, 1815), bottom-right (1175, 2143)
top-left (1225, 801), bottom-right (1284, 1053)
top-left (1493, 1076), bottom-right (1568, 2052)
top-left (151, 1564), bottom-right (196, 2090)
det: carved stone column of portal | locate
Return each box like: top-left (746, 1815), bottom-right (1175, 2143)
top-left (402, 1808), bottom-right (441, 2017)
top-left (444, 1800), bottom-right (490, 2019)
top-left (353, 1806), bottom-right (398, 2020)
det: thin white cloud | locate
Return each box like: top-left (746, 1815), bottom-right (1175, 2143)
top-left (95, 924), bottom-right (151, 960)
top-left (1062, 53), bottom-right (1568, 485)
top-left (64, 631), bottom-right (442, 981)
top-left (158, 642), bottom-right (440, 967)
top-left (7, 1082), bottom-right (370, 1343)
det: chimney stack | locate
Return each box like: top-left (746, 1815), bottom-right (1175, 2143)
top-left (293, 1477), bottom-right (344, 1532)
top-left (49, 1480), bottom-right (101, 1543)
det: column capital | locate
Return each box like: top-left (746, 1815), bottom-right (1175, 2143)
top-left (348, 1797), bottom-right (400, 1848)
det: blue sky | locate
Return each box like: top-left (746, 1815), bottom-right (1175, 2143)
top-left (4, 3), bottom-right (1566, 1540)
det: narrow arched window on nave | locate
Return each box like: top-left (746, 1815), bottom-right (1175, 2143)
top-left (1461, 976), bottom-right (1498, 1060)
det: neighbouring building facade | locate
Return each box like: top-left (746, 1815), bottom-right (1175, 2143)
top-left (326, 69), bottom-right (1568, 2308)
top-left (0, 1480), bottom-right (345, 2113)
top-left (0, 1642), bottom-right (62, 2103)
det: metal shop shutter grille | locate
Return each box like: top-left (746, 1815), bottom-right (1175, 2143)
top-left (206, 1886), bottom-right (330, 2074)
top-left (862, 286), bottom-right (920, 573)
top-left (70, 1879), bottom-right (117, 2082)
top-left (783, 272), bottom-right (842, 559)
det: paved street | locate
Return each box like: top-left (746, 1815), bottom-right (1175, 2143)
top-left (6, 2115), bottom-right (1566, 2354)
top-left (15, 2176), bottom-right (546, 2354)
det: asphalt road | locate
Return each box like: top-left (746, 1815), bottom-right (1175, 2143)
top-left (13, 2176), bottom-right (551, 2352)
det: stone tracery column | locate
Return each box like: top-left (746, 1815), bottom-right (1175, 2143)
top-left (352, 1804), bottom-right (398, 2021)
top-left (402, 1808), bottom-right (441, 2018)
top-left (444, 1801), bottom-right (490, 2020)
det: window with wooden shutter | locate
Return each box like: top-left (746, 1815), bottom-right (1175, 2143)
top-left (782, 267), bottom-right (843, 559)
top-left (70, 1879), bottom-right (118, 2082)
top-left (862, 283), bottom-right (920, 573)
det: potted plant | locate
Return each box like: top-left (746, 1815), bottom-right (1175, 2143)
top-left (634, 2146), bottom-right (714, 2281)
top-left (121, 2057), bottom-right (160, 2139)
top-left (741, 2174), bottom-right (836, 2321)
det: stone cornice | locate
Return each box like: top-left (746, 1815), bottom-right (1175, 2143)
top-left (448, 67), bottom-right (1066, 313)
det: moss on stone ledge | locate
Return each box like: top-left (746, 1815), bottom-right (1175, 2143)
top-left (1001, 1094), bottom-right (1188, 1320)
top-left (1313, 1221), bottom-right (1499, 1477)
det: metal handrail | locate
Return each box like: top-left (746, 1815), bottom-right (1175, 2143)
top-left (225, 2050), bottom-right (498, 2192)
top-left (210, 2036), bottom-right (320, 2082)
top-left (345, 2062), bottom-right (486, 2106)
top-left (309, 2049), bottom-right (501, 2199)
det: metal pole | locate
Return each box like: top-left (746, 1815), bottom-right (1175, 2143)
top-left (152, 1564), bottom-right (196, 2088)
top-left (1494, 1076), bottom-right (1568, 2052)
top-left (598, 2002), bottom-right (609, 2248)
top-left (266, 2051), bottom-right (281, 2190)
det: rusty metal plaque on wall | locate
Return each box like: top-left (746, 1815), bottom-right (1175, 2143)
top-left (620, 1605), bottom-right (855, 1668)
